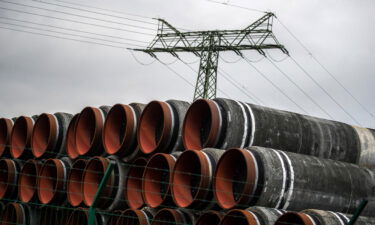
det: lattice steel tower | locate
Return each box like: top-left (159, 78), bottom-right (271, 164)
top-left (134, 12), bottom-right (289, 100)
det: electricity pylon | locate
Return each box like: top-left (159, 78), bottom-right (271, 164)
top-left (134, 12), bottom-right (289, 100)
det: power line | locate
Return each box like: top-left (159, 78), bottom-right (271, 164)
top-left (128, 49), bottom-right (157, 66)
top-left (0, 25), bottom-right (127, 49)
top-left (266, 50), bottom-right (289, 62)
top-left (0, 6), bottom-right (156, 36)
top-left (276, 17), bottom-right (375, 121)
top-left (49, 0), bottom-right (191, 32)
top-left (289, 56), bottom-right (361, 125)
top-left (0, 0), bottom-right (156, 31)
top-left (243, 56), bottom-right (309, 114)
top-left (0, 16), bottom-right (150, 44)
top-left (51, 0), bottom-right (154, 20)
top-left (27, 0), bottom-right (157, 25)
top-left (0, 20), bottom-right (147, 47)
top-left (266, 57), bottom-right (334, 119)
top-left (156, 58), bottom-right (196, 91)
top-left (200, 0), bottom-right (370, 124)
top-left (204, 0), bottom-right (266, 13)
top-left (218, 67), bottom-right (265, 105)
top-left (219, 55), bottom-right (242, 64)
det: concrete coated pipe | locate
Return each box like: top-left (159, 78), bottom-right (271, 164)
top-left (10, 116), bottom-right (37, 159)
top-left (183, 98), bottom-right (375, 168)
top-left (117, 208), bottom-right (156, 225)
top-left (142, 152), bottom-right (181, 208)
top-left (138, 100), bottom-right (190, 155)
top-left (75, 106), bottom-right (111, 156)
top-left (0, 158), bottom-right (22, 201)
top-left (171, 148), bottom-right (224, 209)
top-left (214, 147), bottom-right (375, 215)
top-left (66, 208), bottom-right (107, 225)
top-left (18, 159), bottom-right (41, 203)
top-left (196, 210), bottom-right (223, 225)
top-left (0, 118), bottom-right (13, 158)
top-left (67, 159), bottom-right (87, 207)
top-left (124, 157), bottom-right (148, 209)
top-left (37, 158), bottom-right (71, 204)
top-left (352, 127), bottom-right (375, 169)
top-left (1, 202), bottom-right (40, 225)
top-left (274, 209), bottom-right (375, 225)
top-left (66, 114), bottom-right (80, 159)
top-left (82, 156), bottom-right (128, 210)
top-left (31, 112), bottom-right (72, 158)
top-left (220, 207), bottom-right (286, 225)
top-left (103, 103), bottom-right (145, 162)
top-left (151, 208), bottom-right (195, 225)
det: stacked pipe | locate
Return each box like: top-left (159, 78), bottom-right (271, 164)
top-left (0, 97), bottom-right (375, 225)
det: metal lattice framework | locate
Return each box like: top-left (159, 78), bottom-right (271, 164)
top-left (134, 12), bottom-right (289, 100)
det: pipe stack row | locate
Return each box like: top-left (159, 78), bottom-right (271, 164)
top-left (0, 98), bottom-right (374, 225)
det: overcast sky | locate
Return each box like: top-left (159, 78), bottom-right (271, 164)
top-left (0, 0), bottom-right (374, 127)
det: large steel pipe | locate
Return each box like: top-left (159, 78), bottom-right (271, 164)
top-left (171, 148), bottom-right (224, 209)
top-left (138, 100), bottom-right (190, 155)
top-left (117, 208), bottom-right (156, 225)
top-left (37, 158), bottom-right (71, 204)
top-left (352, 127), bottom-right (375, 168)
top-left (55, 208), bottom-right (72, 225)
top-left (214, 147), bottom-right (375, 215)
top-left (274, 209), bottom-right (375, 225)
top-left (10, 116), bottom-right (37, 159)
top-left (220, 207), bottom-right (286, 225)
top-left (183, 98), bottom-right (375, 168)
top-left (67, 159), bottom-right (87, 207)
top-left (0, 201), bottom-right (4, 214)
top-left (82, 156), bottom-right (128, 210)
top-left (31, 112), bottom-right (72, 158)
top-left (0, 158), bottom-right (22, 201)
top-left (66, 114), bottom-right (80, 159)
top-left (65, 113), bottom-right (79, 159)
top-left (38, 205), bottom-right (59, 225)
top-left (106, 210), bottom-right (122, 225)
top-left (75, 106), bottom-right (110, 156)
top-left (151, 208), bottom-right (195, 225)
top-left (142, 152), bottom-right (180, 208)
top-left (196, 211), bottom-right (223, 225)
top-left (18, 159), bottom-right (40, 203)
top-left (124, 157), bottom-right (147, 209)
top-left (66, 208), bottom-right (106, 225)
top-left (103, 103), bottom-right (145, 161)
top-left (1, 203), bottom-right (40, 225)
top-left (0, 118), bottom-right (13, 158)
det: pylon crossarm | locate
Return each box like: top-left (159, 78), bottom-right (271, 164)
top-left (131, 12), bottom-right (288, 100)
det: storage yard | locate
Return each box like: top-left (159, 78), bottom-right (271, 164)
top-left (0, 0), bottom-right (374, 225)
top-left (0, 97), bottom-right (374, 224)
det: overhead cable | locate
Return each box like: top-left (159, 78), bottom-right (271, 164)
top-left (0, 26), bottom-right (128, 49)
top-left (289, 56), bottom-right (362, 125)
top-left (0, 6), bottom-right (156, 36)
top-left (243, 56), bottom-right (309, 114)
top-left (28, 0), bottom-right (157, 25)
top-left (0, 16), bottom-right (150, 44)
top-left (0, 20), bottom-right (147, 47)
top-left (276, 17), bottom-right (375, 121)
top-left (0, 0), bottom-right (156, 31)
